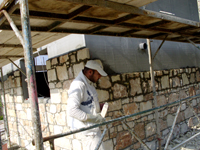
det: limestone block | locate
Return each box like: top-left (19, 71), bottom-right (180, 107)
top-left (55, 111), bottom-right (66, 125)
top-left (46, 60), bottom-right (51, 70)
top-left (196, 71), bottom-right (200, 82)
top-left (70, 54), bottom-right (76, 63)
top-left (63, 80), bottom-right (73, 90)
top-left (184, 107), bottom-right (193, 119)
top-left (189, 86), bottom-right (195, 96)
top-left (156, 71), bottom-right (163, 76)
top-left (108, 100), bottom-right (122, 112)
top-left (56, 64), bottom-right (68, 81)
top-left (49, 83), bottom-right (55, 89)
top-left (77, 48), bottom-right (90, 61)
top-left (159, 109), bottom-right (168, 118)
top-left (15, 77), bottom-right (21, 87)
top-left (140, 101), bottom-right (152, 111)
top-left (145, 122), bottom-right (156, 137)
top-left (14, 71), bottom-right (20, 77)
top-left (104, 139), bottom-right (113, 150)
top-left (47, 112), bottom-right (55, 124)
top-left (111, 75), bottom-right (121, 82)
top-left (176, 112), bottom-right (185, 123)
top-left (61, 90), bottom-right (68, 104)
top-left (50, 89), bottom-right (62, 103)
top-left (161, 75), bottom-right (169, 89)
top-left (169, 93), bottom-right (179, 103)
top-left (190, 73), bottom-right (195, 83)
top-left (180, 123), bottom-right (188, 134)
top-left (68, 66), bottom-right (74, 79)
top-left (167, 114), bottom-right (174, 127)
top-left (134, 95), bottom-right (143, 102)
top-left (73, 62), bottom-right (84, 78)
top-left (16, 87), bottom-right (23, 95)
top-left (179, 90), bottom-right (187, 99)
top-left (182, 73), bottom-right (189, 85)
top-left (130, 78), bottom-right (142, 96)
top-left (19, 111), bottom-right (27, 119)
top-left (113, 83), bottom-right (128, 99)
top-left (134, 123), bottom-right (145, 139)
top-left (51, 58), bottom-right (58, 65)
top-left (50, 104), bottom-right (57, 113)
top-left (123, 103), bottom-right (139, 116)
top-left (47, 69), bottom-right (57, 82)
top-left (72, 139), bottom-right (82, 150)
top-left (16, 104), bottom-right (22, 110)
top-left (172, 77), bottom-right (180, 87)
top-left (56, 82), bottom-right (62, 88)
top-left (156, 95), bottom-right (167, 107)
top-left (99, 76), bottom-right (111, 89)
top-left (96, 89), bottom-right (109, 102)
top-left (144, 140), bottom-right (157, 150)
top-left (122, 98), bottom-right (129, 104)
top-left (115, 131), bottom-right (132, 150)
top-left (54, 137), bottom-right (72, 149)
top-left (26, 108), bottom-right (32, 121)
top-left (59, 54), bottom-right (69, 64)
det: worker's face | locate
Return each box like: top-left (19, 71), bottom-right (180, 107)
top-left (88, 70), bottom-right (102, 83)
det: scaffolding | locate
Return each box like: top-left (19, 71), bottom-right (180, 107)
top-left (1, 0), bottom-right (200, 150)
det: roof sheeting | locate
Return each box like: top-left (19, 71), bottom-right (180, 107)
top-left (0, 0), bottom-right (200, 67)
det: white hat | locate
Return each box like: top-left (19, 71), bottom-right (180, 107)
top-left (85, 60), bottom-right (107, 76)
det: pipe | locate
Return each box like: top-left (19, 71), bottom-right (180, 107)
top-left (19, 0), bottom-right (44, 149)
top-left (0, 10), bottom-right (24, 46)
top-left (147, 38), bottom-right (161, 149)
top-left (153, 35), bottom-right (168, 60)
top-left (0, 68), bottom-right (11, 148)
top-left (94, 128), bottom-right (107, 150)
top-left (164, 104), bottom-right (181, 150)
top-left (32, 94), bottom-right (200, 144)
top-left (8, 58), bottom-right (26, 77)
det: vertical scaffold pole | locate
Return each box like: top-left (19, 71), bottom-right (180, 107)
top-left (147, 39), bottom-right (161, 150)
top-left (0, 68), bottom-right (11, 148)
top-left (19, 0), bottom-right (44, 149)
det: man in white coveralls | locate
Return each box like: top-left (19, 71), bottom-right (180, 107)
top-left (67, 60), bottom-right (107, 150)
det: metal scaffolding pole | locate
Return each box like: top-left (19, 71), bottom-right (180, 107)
top-left (19, 0), bottom-right (44, 149)
top-left (0, 68), bottom-right (11, 148)
top-left (147, 39), bottom-right (161, 150)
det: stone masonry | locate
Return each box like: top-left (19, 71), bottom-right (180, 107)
top-left (1, 47), bottom-right (200, 150)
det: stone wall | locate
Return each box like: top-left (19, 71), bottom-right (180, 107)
top-left (1, 47), bottom-right (200, 150)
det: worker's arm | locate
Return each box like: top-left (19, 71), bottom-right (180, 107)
top-left (67, 81), bottom-right (87, 121)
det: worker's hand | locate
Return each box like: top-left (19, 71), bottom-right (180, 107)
top-left (86, 114), bottom-right (105, 124)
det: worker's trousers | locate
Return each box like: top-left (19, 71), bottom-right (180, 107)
top-left (82, 130), bottom-right (105, 150)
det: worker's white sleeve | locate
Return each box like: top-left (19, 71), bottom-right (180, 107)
top-left (67, 82), bottom-right (87, 121)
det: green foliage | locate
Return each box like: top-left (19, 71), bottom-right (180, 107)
top-left (0, 116), bottom-right (3, 120)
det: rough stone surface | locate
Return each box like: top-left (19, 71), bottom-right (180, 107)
top-left (73, 62), bottom-right (84, 77)
top-left (77, 48), bottom-right (90, 61)
top-left (46, 60), bottom-right (51, 70)
top-left (47, 69), bottom-right (57, 82)
top-left (145, 122), bottom-right (156, 137)
top-left (140, 101), bottom-right (152, 111)
top-left (108, 100), bottom-right (122, 111)
top-left (115, 131), bottom-right (132, 150)
top-left (50, 89), bottom-right (62, 103)
top-left (123, 103), bottom-right (139, 116)
top-left (130, 78), bottom-right (142, 96)
top-left (56, 64), bottom-right (68, 81)
top-left (96, 89), bottom-right (109, 102)
top-left (182, 73), bottom-right (189, 85)
top-left (111, 75), bottom-right (121, 82)
top-left (156, 95), bottom-right (167, 106)
top-left (99, 76), bottom-right (111, 89)
top-left (113, 83), bottom-right (128, 99)
top-left (161, 75), bottom-right (169, 89)
top-left (59, 54), bottom-right (69, 64)
top-left (51, 58), bottom-right (58, 65)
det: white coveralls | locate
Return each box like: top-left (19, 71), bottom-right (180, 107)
top-left (67, 71), bottom-right (105, 150)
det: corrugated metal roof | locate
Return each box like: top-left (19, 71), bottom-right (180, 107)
top-left (0, 0), bottom-right (200, 67)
